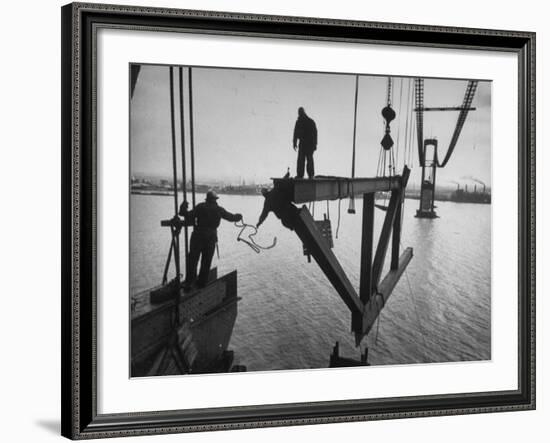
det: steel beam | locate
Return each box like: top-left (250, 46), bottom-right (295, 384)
top-left (371, 190), bottom-right (400, 287)
top-left (272, 176), bottom-right (402, 204)
top-left (359, 193), bottom-right (375, 303)
top-left (356, 247), bottom-right (413, 342)
top-left (293, 206), bottom-right (363, 315)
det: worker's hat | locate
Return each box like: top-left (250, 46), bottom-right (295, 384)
top-left (206, 190), bottom-right (219, 201)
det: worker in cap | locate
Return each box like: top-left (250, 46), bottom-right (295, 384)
top-left (179, 190), bottom-right (242, 289)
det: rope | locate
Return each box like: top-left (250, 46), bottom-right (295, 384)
top-left (395, 78), bottom-right (404, 169)
top-left (390, 145), bottom-right (396, 175)
top-left (188, 67), bottom-right (197, 209)
top-left (351, 75), bottom-right (359, 179)
top-left (336, 198), bottom-right (342, 239)
top-left (386, 77), bottom-right (393, 106)
top-left (168, 67), bottom-right (181, 326)
top-left (376, 146), bottom-right (384, 177)
top-left (235, 219), bottom-right (277, 253)
top-left (178, 67), bottom-right (190, 262)
top-left (408, 79), bottom-right (415, 168)
top-left (168, 68), bottom-right (179, 216)
top-left (403, 78), bottom-right (411, 167)
top-left (410, 105), bottom-right (416, 168)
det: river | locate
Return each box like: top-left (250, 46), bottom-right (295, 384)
top-left (130, 192), bottom-right (491, 371)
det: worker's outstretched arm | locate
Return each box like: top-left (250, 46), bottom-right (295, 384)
top-left (257, 203), bottom-right (270, 228)
top-left (220, 207), bottom-right (242, 223)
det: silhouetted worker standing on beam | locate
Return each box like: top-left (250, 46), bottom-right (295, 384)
top-left (293, 107), bottom-right (318, 179)
top-left (179, 191), bottom-right (242, 289)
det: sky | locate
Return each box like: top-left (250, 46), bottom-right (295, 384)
top-left (130, 65), bottom-right (491, 188)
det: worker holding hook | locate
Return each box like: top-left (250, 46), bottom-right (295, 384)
top-left (179, 190), bottom-right (242, 289)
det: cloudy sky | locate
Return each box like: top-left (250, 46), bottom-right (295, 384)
top-left (130, 65), bottom-right (491, 188)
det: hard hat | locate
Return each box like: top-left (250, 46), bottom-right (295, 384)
top-left (206, 190), bottom-right (219, 201)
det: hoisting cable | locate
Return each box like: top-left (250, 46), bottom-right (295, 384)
top-left (336, 198), bottom-right (342, 239)
top-left (409, 98), bottom-right (417, 168)
top-left (168, 66), bottom-right (181, 326)
top-left (376, 145), bottom-right (384, 177)
top-left (351, 74), bottom-right (359, 180)
top-left (381, 77), bottom-right (396, 177)
top-left (188, 67), bottom-right (197, 209)
top-left (403, 78), bottom-right (412, 167)
top-left (348, 74), bottom-right (359, 214)
top-left (178, 67), bottom-right (189, 265)
top-left (409, 78), bottom-right (416, 166)
top-left (235, 219), bottom-right (277, 254)
top-left (168, 67), bottom-right (181, 282)
top-left (374, 77), bottom-right (397, 210)
top-left (390, 141), bottom-right (397, 176)
top-left (395, 78), bottom-right (404, 171)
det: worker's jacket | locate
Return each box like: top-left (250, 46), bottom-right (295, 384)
top-left (180, 201), bottom-right (241, 240)
top-left (257, 188), bottom-right (299, 231)
top-left (293, 115), bottom-right (318, 153)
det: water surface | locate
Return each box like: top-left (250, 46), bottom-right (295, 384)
top-left (130, 193), bottom-right (491, 371)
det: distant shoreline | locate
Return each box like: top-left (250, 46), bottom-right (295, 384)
top-left (130, 189), bottom-right (491, 204)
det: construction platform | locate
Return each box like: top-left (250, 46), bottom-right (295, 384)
top-left (272, 175), bottom-right (402, 204)
top-left (272, 168), bottom-right (414, 345)
top-left (131, 269), bottom-right (241, 376)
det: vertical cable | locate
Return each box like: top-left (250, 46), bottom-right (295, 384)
top-left (351, 75), bottom-right (359, 179)
top-left (169, 67), bottom-right (179, 214)
top-left (178, 67), bottom-right (189, 262)
top-left (396, 77), bottom-right (404, 169)
top-left (348, 75), bottom-right (359, 214)
top-left (188, 67), bottom-right (197, 208)
top-left (169, 67), bottom-right (181, 282)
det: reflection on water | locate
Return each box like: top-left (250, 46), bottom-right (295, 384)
top-left (130, 193), bottom-right (491, 371)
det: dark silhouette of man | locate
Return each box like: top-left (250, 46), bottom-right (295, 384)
top-left (293, 107), bottom-right (317, 179)
top-left (257, 187), bottom-right (299, 231)
top-left (179, 191), bottom-right (242, 288)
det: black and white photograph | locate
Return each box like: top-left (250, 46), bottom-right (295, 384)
top-left (1, 0), bottom-right (544, 440)
top-left (129, 64), bottom-right (491, 377)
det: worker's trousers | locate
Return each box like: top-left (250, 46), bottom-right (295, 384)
top-left (297, 149), bottom-right (315, 178)
top-left (185, 230), bottom-right (216, 287)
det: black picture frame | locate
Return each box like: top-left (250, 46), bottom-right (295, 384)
top-left (61, 2), bottom-right (536, 439)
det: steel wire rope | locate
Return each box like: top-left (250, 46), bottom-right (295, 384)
top-left (395, 77), bottom-right (404, 170)
top-left (336, 198), bottom-right (342, 239)
top-left (234, 219), bottom-right (277, 254)
top-left (403, 78), bottom-right (412, 167)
